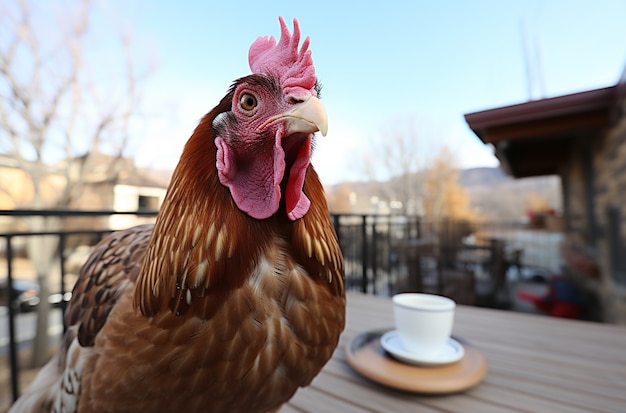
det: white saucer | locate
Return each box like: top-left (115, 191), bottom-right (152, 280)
top-left (380, 330), bottom-right (465, 366)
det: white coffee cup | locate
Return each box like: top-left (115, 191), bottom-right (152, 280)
top-left (392, 293), bottom-right (456, 355)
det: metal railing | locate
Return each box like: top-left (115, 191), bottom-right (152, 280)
top-left (1, 209), bottom-right (563, 405)
top-left (334, 214), bottom-right (563, 296)
top-left (1, 209), bottom-right (158, 403)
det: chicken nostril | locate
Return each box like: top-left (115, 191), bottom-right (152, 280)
top-left (289, 96), bottom-right (305, 105)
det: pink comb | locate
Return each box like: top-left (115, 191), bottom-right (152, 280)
top-left (248, 17), bottom-right (317, 95)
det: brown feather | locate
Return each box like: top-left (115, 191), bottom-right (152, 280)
top-left (67, 224), bottom-right (152, 346)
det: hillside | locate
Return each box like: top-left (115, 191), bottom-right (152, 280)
top-left (326, 167), bottom-right (561, 220)
top-left (458, 167), bottom-right (510, 187)
top-left (460, 168), bottom-right (561, 220)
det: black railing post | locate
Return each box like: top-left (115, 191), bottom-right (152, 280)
top-left (6, 235), bottom-right (20, 402)
top-left (372, 221), bottom-right (378, 295)
top-left (332, 214), bottom-right (341, 245)
top-left (58, 232), bottom-right (67, 331)
top-left (416, 216), bottom-right (422, 239)
top-left (361, 215), bottom-right (367, 294)
top-left (387, 220), bottom-right (393, 295)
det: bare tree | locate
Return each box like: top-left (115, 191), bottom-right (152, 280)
top-left (360, 115), bottom-right (478, 221)
top-left (361, 116), bottom-right (434, 215)
top-left (0, 0), bottom-right (149, 365)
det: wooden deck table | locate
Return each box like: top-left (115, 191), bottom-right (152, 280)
top-left (281, 292), bottom-right (626, 413)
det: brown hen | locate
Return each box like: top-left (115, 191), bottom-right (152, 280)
top-left (9, 16), bottom-right (345, 413)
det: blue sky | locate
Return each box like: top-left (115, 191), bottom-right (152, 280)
top-left (31, 1), bottom-right (626, 184)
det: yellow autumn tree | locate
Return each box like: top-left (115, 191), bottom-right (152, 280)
top-left (421, 147), bottom-right (477, 221)
top-left (421, 147), bottom-right (478, 267)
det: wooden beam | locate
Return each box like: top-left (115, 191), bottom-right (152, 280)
top-left (482, 109), bottom-right (611, 144)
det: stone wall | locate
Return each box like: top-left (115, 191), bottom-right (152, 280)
top-left (563, 95), bottom-right (626, 324)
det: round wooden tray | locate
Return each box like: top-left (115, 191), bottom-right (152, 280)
top-left (345, 328), bottom-right (487, 394)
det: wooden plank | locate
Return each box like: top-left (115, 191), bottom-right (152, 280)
top-left (484, 351), bottom-right (626, 393)
top-left (481, 370), bottom-right (626, 412)
top-left (469, 382), bottom-right (594, 413)
top-left (288, 384), bottom-right (378, 413)
top-left (308, 369), bottom-right (450, 413)
top-left (453, 315), bottom-right (626, 356)
top-left (279, 403), bottom-right (306, 413)
top-left (465, 336), bottom-right (626, 380)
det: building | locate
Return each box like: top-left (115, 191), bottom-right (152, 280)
top-left (465, 66), bottom-right (626, 324)
top-left (0, 153), bottom-right (171, 231)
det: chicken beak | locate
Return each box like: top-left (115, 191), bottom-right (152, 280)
top-left (284, 96), bottom-right (328, 137)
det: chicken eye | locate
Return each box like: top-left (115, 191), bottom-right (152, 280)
top-left (239, 93), bottom-right (258, 112)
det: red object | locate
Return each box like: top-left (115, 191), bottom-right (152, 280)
top-left (517, 291), bottom-right (581, 318)
top-left (517, 276), bottom-right (584, 319)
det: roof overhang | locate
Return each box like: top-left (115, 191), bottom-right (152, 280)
top-left (464, 86), bottom-right (617, 178)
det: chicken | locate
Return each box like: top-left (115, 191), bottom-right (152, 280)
top-left (9, 17), bottom-right (345, 413)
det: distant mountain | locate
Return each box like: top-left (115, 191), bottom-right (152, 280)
top-left (458, 167), bottom-right (512, 187)
top-left (459, 167), bottom-right (561, 220)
